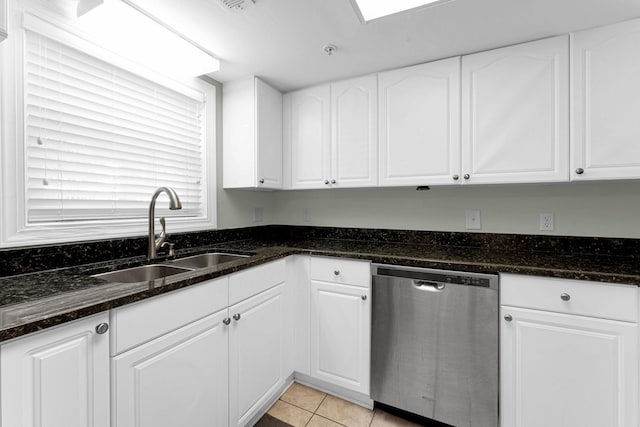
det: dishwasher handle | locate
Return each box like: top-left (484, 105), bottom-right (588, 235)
top-left (413, 280), bottom-right (446, 291)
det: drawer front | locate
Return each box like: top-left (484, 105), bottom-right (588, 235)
top-left (111, 277), bottom-right (228, 355)
top-left (310, 256), bottom-right (370, 288)
top-left (501, 273), bottom-right (637, 322)
top-left (229, 259), bottom-right (286, 305)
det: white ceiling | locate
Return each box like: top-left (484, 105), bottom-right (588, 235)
top-left (133, 0), bottom-right (640, 92)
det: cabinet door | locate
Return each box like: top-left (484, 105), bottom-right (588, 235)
top-left (223, 77), bottom-right (282, 189)
top-left (289, 85), bottom-right (331, 189)
top-left (113, 311), bottom-right (229, 427)
top-left (310, 280), bottom-right (370, 394)
top-left (461, 36), bottom-right (569, 184)
top-left (331, 75), bottom-right (378, 188)
top-left (1, 313), bottom-right (110, 427)
top-left (572, 19), bottom-right (640, 181)
top-left (378, 57), bottom-right (461, 186)
top-left (229, 283), bottom-right (287, 427)
top-left (256, 78), bottom-right (283, 188)
top-left (501, 306), bottom-right (638, 427)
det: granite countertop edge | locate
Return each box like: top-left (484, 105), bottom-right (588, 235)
top-left (0, 240), bottom-right (638, 342)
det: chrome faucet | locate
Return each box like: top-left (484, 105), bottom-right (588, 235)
top-left (148, 187), bottom-right (182, 260)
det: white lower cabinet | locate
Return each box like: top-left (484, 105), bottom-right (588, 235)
top-left (308, 256), bottom-right (371, 395)
top-left (113, 311), bottom-right (229, 427)
top-left (1, 312), bottom-right (110, 427)
top-left (229, 283), bottom-right (287, 427)
top-left (500, 274), bottom-right (638, 427)
top-left (310, 280), bottom-right (370, 394)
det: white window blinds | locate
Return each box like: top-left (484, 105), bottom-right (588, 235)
top-left (24, 29), bottom-right (206, 223)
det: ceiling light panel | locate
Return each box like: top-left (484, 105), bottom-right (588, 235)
top-left (352, 0), bottom-right (447, 22)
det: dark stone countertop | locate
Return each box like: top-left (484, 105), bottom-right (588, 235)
top-left (0, 236), bottom-right (638, 342)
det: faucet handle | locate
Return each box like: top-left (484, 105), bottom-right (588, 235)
top-left (161, 241), bottom-right (176, 257)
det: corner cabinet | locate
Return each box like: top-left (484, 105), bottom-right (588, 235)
top-left (500, 274), bottom-right (638, 427)
top-left (1, 313), bottom-right (110, 427)
top-left (572, 18), bottom-right (640, 181)
top-left (284, 75), bottom-right (378, 189)
top-left (461, 35), bottom-right (570, 184)
top-left (378, 57), bottom-right (461, 186)
top-left (309, 257), bottom-right (371, 395)
top-left (223, 76), bottom-right (283, 189)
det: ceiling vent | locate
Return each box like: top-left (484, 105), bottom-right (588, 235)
top-left (214, 0), bottom-right (255, 11)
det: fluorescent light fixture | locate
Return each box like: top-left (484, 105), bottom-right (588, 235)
top-left (76, 0), bottom-right (220, 77)
top-left (351, 0), bottom-right (448, 22)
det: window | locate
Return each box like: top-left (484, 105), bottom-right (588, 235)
top-left (0, 1), bottom-right (216, 247)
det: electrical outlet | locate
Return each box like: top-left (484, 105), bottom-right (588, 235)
top-left (465, 210), bottom-right (481, 230)
top-left (303, 208), bottom-right (311, 222)
top-left (539, 213), bottom-right (554, 231)
top-left (253, 207), bottom-right (263, 222)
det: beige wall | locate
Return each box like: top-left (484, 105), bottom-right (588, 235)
top-left (211, 77), bottom-right (640, 238)
top-left (269, 182), bottom-right (640, 238)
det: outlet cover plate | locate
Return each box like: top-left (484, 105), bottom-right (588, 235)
top-left (465, 210), bottom-right (481, 230)
top-left (539, 213), bottom-right (554, 231)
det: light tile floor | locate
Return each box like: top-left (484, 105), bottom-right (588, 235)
top-left (263, 382), bottom-right (424, 427)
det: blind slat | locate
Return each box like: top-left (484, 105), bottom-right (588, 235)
top-left (25, 30), bottom-right (207, 223)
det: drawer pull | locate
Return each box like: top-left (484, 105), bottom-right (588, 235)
top-left (334, 270), bottom-right (340, 275)
top-left (361, 295), bottom-right (367, 301)
top-left (223, 317), bottom-right (231, 326)
top-left (560, 293), bottom-right (571, 301)
top-left (233, 313), bottom-right (241, 321)
top-left (504, 314), bottom-right (513, 322)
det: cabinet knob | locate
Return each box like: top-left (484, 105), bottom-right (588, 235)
top-left (233, 313), bottom-right (241, 321)
top-left (560, 293), bottom-right (571, 301)
top-left (95, 323), bottom-right (109, 334)
top-left (504, 314), bottom-right (513, 322)
top-left (575, 168), bottom-right (584, 175)
top-left (223, 317), bottom-right (231, 325)
top-left (334, 270), bottom-right (340, 275)
top-left (331, 179), bottom-right (336, 184)
top-left (259, 178), bottom-right (265, 184)
top-left (361, 295), bottom-right (367, 301)
top-left (463, 174), bottom-right (471, 180)
top-left (324, 180), bottom-right (330, 185)
top-left (452, 174), bottom-right (459, 181)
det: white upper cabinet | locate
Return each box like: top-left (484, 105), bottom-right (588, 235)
top-left (461, 35), bottom-right (570, 184)
top-left (285, 85), bottom-right (331, 189)
top-left (331, 75), bottom-right (378, 188)
top-left (378, 57), bottom-right (461, 186)
top-left (0, 0), bottom-right (6, 42)
top-left (572, 18), bottom-right (640, 181)
top-left (223, 76), bottom-right (283, 189)
top-left (285, 75), bottom-right (378, 189)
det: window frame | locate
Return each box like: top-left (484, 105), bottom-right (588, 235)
top-left (0, 0), bottom-right (217, 248)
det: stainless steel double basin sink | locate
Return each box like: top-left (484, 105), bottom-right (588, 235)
top-left (93, 252), bottom-right (250, 284)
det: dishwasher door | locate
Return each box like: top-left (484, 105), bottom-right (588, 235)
top-left (371, 265), bottom-right (499, 427)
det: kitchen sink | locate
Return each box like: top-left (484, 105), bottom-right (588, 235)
top-left (169, 252), bottom-right (249, 269)
top-left (93, 264), bottom-right (193, 283)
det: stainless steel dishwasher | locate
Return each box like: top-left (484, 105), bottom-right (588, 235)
top-left (371, 264), bottom-right (499, 427)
